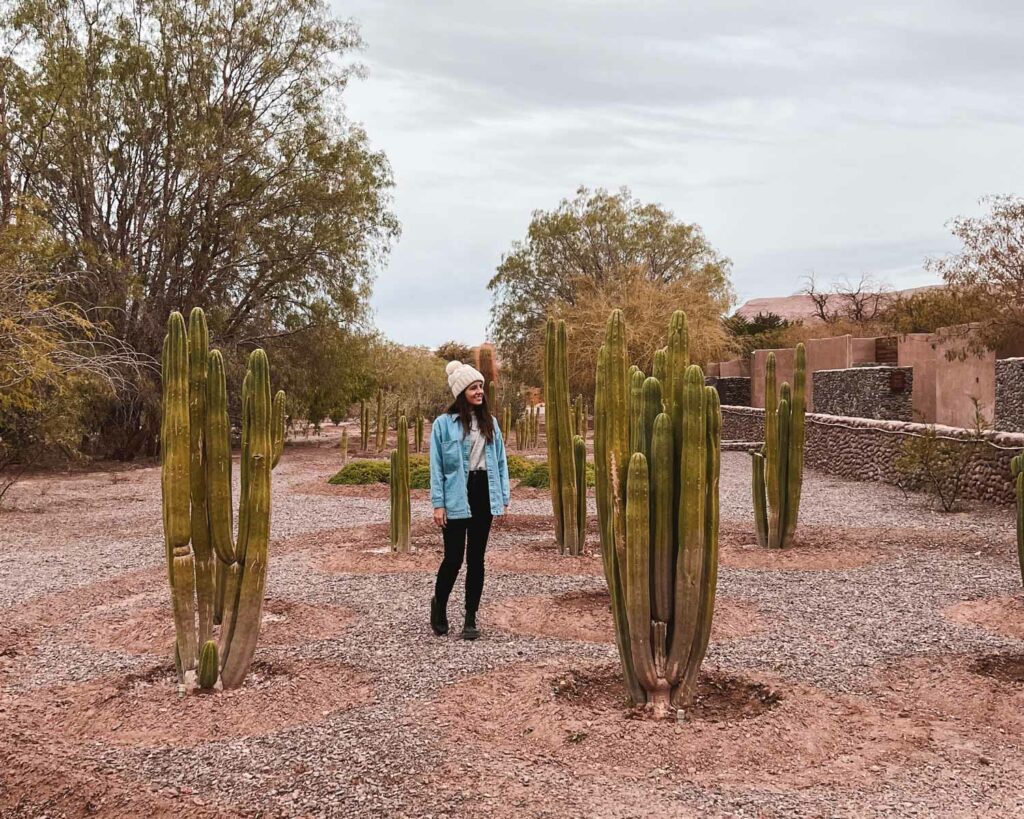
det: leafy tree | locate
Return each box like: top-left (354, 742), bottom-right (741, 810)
top-left (488, 186), bottom-right (733, 387)
top-left (541, 267), bottom-right (733, 398)
top-left (723, 311), bottom-right (793, 357)
top-left (373, 341), bottom-right (451, 418)
top-left (926, 195), bottom-right (1024, 354)
top-left (1, 0), bottom-right (398, 457)
top-left (0, 211), bottom-right (138, 508)
top-left (881, 286), bottom-right (993, 336)
top-left (434, 340), bottom-right (473, 364)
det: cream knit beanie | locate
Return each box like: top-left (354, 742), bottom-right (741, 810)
top-left (446, 360), bottom-right (485, 398)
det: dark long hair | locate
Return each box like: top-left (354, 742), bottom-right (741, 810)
top-left (447, 387), bottom-right (495, 443)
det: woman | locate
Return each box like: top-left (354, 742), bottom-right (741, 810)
top-left (429, 360), bottom-right (511, 640)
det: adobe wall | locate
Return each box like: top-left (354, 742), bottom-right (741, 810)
top-left (851, 338), bottom-right (878, 365)
top-left (934, 338), bottom-right (995, 428)
top-left (720, 358), bottom-right (750, 378)
top-left (705, 361), bottom-right (721, 377)
top-left (897, 333), bottom-right (938, 423)
top-left (719, 405), bottom-right (1020, 505)
top-left (804, 335), bottom-right (852, 411)
top-left (751, 348), bottom-right (796, 408)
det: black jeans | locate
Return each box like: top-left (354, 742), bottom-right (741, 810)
top-left (434, 470), bottom-right (493, 614)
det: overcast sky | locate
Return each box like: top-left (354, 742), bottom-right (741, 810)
top-left (335, 0), bottom-right (1024, 348)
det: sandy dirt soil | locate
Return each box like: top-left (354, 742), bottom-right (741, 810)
top-left (1, 424), bottom-right (1023, 818)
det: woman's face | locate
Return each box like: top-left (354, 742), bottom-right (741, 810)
top-left (464, 381), bottom-right (485, 406)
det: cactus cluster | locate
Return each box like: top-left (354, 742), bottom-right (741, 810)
top-left (161, 308), bottom-right (284, 691)
top-left (544, 318), bottom-right (586, 555)
top-left (514, 405), bottom-right (540, 450)
top-left (594, 309), bottom-right (721, 715)
top-left (390, 415), bottom-right (411, 552)
top-left (751, 345), bottom-right (806, 549)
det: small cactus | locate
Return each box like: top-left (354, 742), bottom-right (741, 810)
top-left (390, 415), bottom-right (411, 552)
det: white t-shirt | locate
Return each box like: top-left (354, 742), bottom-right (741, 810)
top-left (468, 415), bottom-right (486, 470)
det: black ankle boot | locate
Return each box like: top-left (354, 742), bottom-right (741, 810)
top-left (430, 596), bottom-right (449, 636)
top-left (462, 611), bottom-right (480, 641)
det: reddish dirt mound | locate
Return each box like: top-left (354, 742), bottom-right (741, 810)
top-left (18, 658), bottom-right (371, 747)
top-left (550, 664), bottom-right (780, 721)
top-left (489, 589), bottom-right (765, 644)
top-left (429, 660), bottom-right (934, 789)
top-left (944, 596), bottom-right (1024, 640)
top-left (312, 521), bottom-right (441, 574)
top-left (309, 516), bottom-right (603, 576)
top-left (719, 524), bottom-right (886, 570)
top-left (871, 654), bottom-right (1024, 735)
top-left (75, 598), bottom-right (355, 656)
top-left (2, 746), bottom-right (234, 818)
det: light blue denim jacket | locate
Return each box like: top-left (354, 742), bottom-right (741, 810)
top-left (429, 413), bottom-right (510, 519)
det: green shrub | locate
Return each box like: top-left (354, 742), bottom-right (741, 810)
top-left (506, 454), bottom-right (535, 479)
top-left (518, 461), bottom-right (594, 488)
top-left (329, 455), bottom-right (431, 486)
top-left (329, 459), bottom-right (390, 485)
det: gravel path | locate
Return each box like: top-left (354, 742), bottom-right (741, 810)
top-left (2, 432), bottom-right (1023, 818)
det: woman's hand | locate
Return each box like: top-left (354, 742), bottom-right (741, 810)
top-left (433, 507), bottom-right (447, 528)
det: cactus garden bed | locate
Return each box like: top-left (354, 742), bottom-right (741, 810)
top-left (3, 426), bottom-right (1024, 817)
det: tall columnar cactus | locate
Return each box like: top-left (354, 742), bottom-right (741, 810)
top-left (364, 399), bottom-right (372, 450)
top-left (340, 429), bottom-right (349, 466)
top-left (544, 318), bottom-right (581, 555)
top-left (390, 415), bottom-right (411, 552)
top-left (594, 309), bottom-right (720, 716)
top-left (574, 395), bottom-right (586, 439)
top-left (751, 344), bottom-right (806, 549)
top-left (375, 388), bottom-right (385, 451)
top-left (1013, 454), bottom-right (1024, 587)
top-left (161, 308), bottom-right (284, 691)
top-left (415, 413), bottom-right (424, 454)
top-left (502, 406), bottom-right (512, 438)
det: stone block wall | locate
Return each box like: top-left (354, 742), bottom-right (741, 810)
top-left (720, 405), bottom-right (1022, 505)
top-left (705, 376), bottom-right (751, 407)
top-left (996, 358), bottom-right (1024, 433)
top-left (812, 366), bottom-right (913, 421)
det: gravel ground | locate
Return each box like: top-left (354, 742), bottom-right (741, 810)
top-left (2, 429), bottom-right (1023, 818)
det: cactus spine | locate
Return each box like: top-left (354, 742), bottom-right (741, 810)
top-left (390, 415), bottom-right (411, 552)
top-left (594, 309), bottom-right (720, 716)
top-left (751, 344), bottom-right (806, 548)
top-left (544, 318), bottom-right (581, 555)
top-left (162, 309), bottom-right (284, 691)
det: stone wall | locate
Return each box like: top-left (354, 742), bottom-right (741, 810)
top-left (812, 366), bottom-right (913, 421)
top-left (705, 376), bottom-right (751, 407)
top-left (996, 358), bottom-right (1024, 433)
top-left (720, 405), bottom-right (1022, 505)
